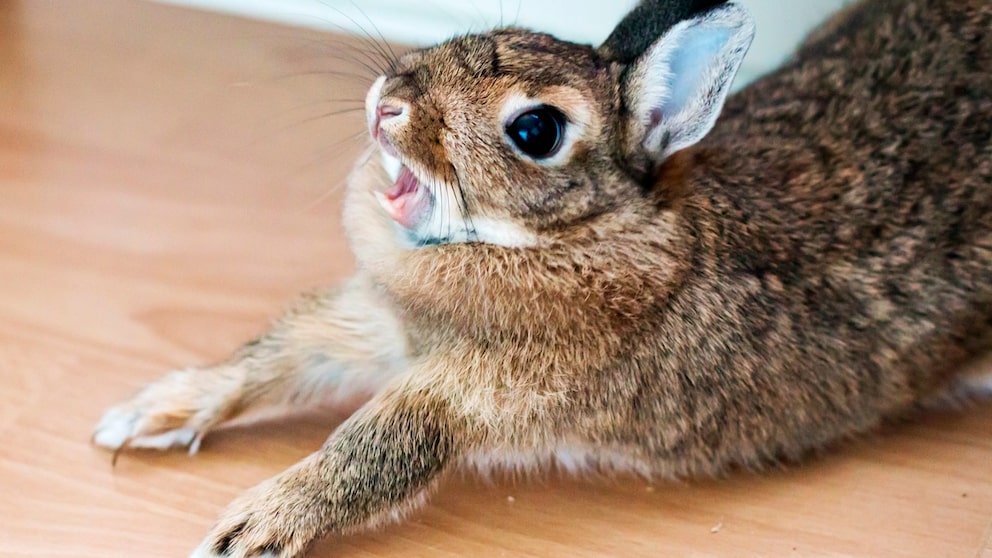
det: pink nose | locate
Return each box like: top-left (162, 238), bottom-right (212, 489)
top-left (377, 103), bottom-right (403, 120)
top-left (372, 103), bottom-right (404, 140)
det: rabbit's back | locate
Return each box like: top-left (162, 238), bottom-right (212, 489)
top-left (615, 0), bottom-right (992, 475)
top-left (707, 0), bottom-right (992, 351)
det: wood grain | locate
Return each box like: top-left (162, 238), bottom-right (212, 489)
top-left (0, 1), bottom-right (990, 556)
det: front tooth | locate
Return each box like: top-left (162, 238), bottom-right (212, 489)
top-left (374, 190), bottom-right (393, 215)
top-left (381, 152), bottom-right (402, 182)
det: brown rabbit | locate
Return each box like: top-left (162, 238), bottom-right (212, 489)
top-left (93, 0), bottom-right (992, 556)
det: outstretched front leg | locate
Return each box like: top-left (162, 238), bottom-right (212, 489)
top-left (189, 374), bottom-right (469, 558)
top-left (93, 276), bottom-right (408, 455)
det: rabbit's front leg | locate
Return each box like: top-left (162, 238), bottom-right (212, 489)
top-left (189, 381), bottom-right (465, 558)
top-left (93, 277), bottom-right (407, 455)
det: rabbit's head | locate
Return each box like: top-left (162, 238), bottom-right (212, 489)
top-left (363, 1), bottom-right (754, 248)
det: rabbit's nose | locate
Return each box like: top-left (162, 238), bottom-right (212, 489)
top-left (372, 102), bottom-right (405, 141)
top-left (377, 103), bottom-right (404, 121)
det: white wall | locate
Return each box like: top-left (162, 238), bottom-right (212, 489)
top-left (150, 0), bottom-right (850, 84)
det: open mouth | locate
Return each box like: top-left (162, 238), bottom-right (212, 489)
top-left (375, 162), bottom-right (429, 230)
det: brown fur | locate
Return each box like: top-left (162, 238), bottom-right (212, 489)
top-left (95, 0), bottom-right (992, 556)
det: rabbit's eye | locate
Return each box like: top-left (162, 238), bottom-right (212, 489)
top-left (506, 106), bottom-right (566, 159)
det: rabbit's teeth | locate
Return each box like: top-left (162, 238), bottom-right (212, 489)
top-left (381, 151), bottom-right (402, 182)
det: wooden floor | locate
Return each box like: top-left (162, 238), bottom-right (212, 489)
top-left (1, 1), bottom-right (991, 556)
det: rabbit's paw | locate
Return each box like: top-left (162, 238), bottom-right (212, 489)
top-left (93, 367), bottom-right (238, 456)
top-left (190, 475), bottom-right (324, 558)
top-left (94, 405), bottom-right (198, 452)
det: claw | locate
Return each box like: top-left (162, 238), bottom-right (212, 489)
top-left (190, 431), bottom-right (205, 456)
top-left (111, 442), bottom-right (125, 467)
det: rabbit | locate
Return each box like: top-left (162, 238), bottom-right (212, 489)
top-left (92, 0), bottom-right (992, 556)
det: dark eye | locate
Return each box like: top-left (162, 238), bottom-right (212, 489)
top-left (506, 106), bottom-right (567, 159)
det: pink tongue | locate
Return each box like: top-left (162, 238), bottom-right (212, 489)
top-left (377, 166), bottom-right (424, 229)
top-left (386, 166), bottom-right (419, 201)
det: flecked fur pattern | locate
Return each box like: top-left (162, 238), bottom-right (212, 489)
top-left (93, 0), bottom-right (992, 556)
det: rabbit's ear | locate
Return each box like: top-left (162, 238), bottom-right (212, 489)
top-left (599, 0), bottom-right (727, 64)
top-left (621, 2), bottom-right (754, 162)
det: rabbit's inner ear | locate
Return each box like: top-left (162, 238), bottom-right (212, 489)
top-left (623, 3), bottom-right (754, 162)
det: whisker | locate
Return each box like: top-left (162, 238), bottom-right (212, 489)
top-left (265, 69), bottom-right (373, 85)
top-left (431, 178), bottom-right (441, 243)
top-left (302, 106), bottom-right (368, 120)
top-left (449, 163), bottom-right (478, 243)
top-left (417, 0), bottom-right (480, 31)
top-left (320, 128), bottom-right (369, 151)
top-left (461, 0), bottom-right (492, 31)
top-left (252, 100), bottom-right (363, 135)
top-left (309, 2), bottom-right (396, 73)
top-left (302, 40), bottom-right (388, 78)
top-left (317, 38), bottom-right (393, 77)
top-left (347, 0), bottom-right (401, 72)
top-left (442, 180), bottom-right (451, 243)
top-left (452, 168), bottom-right (476, 241)
top-left (292, 138), bottom-right (373, 214)
top-left (426, 179), bottom-right (439, 246)
top-left (295, 176), bottom-right (349, 215)
top-left (265, 107), bottom-right (366, 138)
top-left (246, 31), bottom-right (388, 78)
top-left (268, 12), bottom-right (390, 74)
top-left (281, 98), bottom-right (367, 110)
top-left (265, 130), bottom-right (370, 200)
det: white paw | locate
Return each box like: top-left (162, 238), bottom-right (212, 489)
top-left (92, 406), bottom-right (141, 450)
top-left (92, 368), bottom-right (227, 456)
top-left (93, 404), bottom-right (202, 454)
